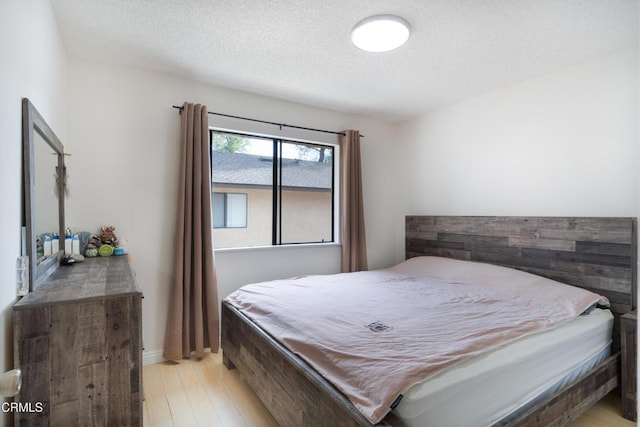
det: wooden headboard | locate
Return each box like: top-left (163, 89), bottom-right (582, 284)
top-left (406, 216), bottom-right (637, 317)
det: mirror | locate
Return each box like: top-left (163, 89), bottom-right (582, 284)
top-left (22, 98), bottom-right (65, 291)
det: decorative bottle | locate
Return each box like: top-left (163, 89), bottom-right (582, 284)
top-left (72, 234), bottom-right (80, 254)
top-left (65, 229), bottom-right (72, 254)
top-left (52, 233), bottom-right (59, 253)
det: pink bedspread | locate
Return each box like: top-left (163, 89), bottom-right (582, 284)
top-left (224, 257), bottom-right (607, 424)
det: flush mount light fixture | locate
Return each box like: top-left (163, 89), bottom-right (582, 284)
top-left (351, 15), bottom-right (411, 53)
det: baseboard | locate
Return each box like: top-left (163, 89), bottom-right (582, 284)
top-left (143, 349), bottom-right (165, 366)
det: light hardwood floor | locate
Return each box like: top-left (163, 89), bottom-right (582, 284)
top-left (143, 353), bottom-right (635, 427)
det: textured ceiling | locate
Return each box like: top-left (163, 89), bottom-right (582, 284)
top-left (51, 0), bottom-right (638, 121)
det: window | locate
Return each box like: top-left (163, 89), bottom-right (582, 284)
top-left (211, 130), bottom-right (336, 249)
top-left (212, 193), bottom-right (247, 228)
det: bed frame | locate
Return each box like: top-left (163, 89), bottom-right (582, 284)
top-left (221, 216), bottom-right (637, 426)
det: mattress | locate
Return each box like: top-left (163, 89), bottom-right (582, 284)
top-left (226, 256), bottom-right (610, 423)
top-left (392, 307), bottom-right (613, 427)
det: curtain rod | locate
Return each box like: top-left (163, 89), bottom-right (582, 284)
top-left (172, 105), bottom-right (364, 138)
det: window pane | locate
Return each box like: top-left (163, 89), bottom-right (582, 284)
top-left (210, 131), bottom-right (336, 248)
top-left (212, 193), bottom-right (225, 228)
top-left (211, 133), bottom-right (273, 248)
top-left (280, 141), bottom-right (333, 244)
top-left (226, 194), bottom-right (247, 227)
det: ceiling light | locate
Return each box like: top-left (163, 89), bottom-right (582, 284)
top-left (351, 15), bottom-right (411, 53)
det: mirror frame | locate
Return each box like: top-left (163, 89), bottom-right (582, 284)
top-left (22, 98), bottom-right (65, 291)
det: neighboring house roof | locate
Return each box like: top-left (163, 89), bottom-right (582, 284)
top-left (212, 151), bottom-right (332, 190)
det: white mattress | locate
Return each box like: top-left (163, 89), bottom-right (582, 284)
top-left (392, 308), bottom-right (613, 427)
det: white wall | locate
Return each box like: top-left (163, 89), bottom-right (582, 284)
top-left (0, 0), bottom-right (67, 424)
top-left (65, 59), bottom-right (404, 361)
top-left (399, 47), bottom-right (638, 218)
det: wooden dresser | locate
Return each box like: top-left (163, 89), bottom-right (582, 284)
top-left (621, 310), bottom-right (637, 422)
top-left (13, 256), bottom-right (143, 427)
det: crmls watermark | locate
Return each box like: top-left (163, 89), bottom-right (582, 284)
top-left (2, 402), bottom-right (44, 413)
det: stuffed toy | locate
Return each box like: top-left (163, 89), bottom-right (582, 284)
top-left (84, 233), bottom-right (101, 257)
top-left (100, 225), bottom-right (119, 248)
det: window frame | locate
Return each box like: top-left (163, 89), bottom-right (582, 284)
top-left (210, 128), bottom-right (338, 248)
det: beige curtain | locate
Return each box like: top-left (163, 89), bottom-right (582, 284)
top-left (164, 102), bottom-right (219, 360)
top-left (340, 130), bottom-right (368, 272)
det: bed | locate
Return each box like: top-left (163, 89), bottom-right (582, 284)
top-left (221, 216), bottom-right (637, 426)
